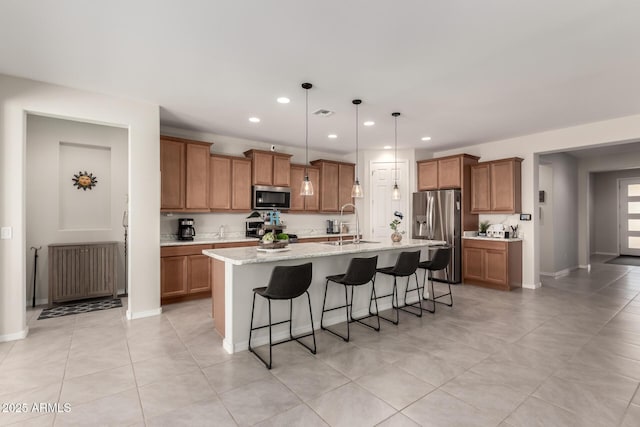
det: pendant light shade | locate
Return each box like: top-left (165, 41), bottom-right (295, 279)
top-left (300, 83), bottom-right (314, 196)
top-left (351, 99), bottom-right (364, 198)
top-left (391, 112), bottom-right (401, 200)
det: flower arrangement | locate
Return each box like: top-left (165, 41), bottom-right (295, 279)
top-left (389, 211), bottom-right (404, 232)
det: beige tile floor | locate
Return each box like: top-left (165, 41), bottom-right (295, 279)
top-left (2, 257), bottom-right (640, 426)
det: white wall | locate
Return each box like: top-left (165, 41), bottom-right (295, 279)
top-left (434, 113), bottom-right (640, 288)
top-left (538, 153), bottom-right (579, 274)
top-left (592, 168), bottom-right (640, 255)
top-left (0, 74), bottom-right (159, 342)
top-left (26, 115), bottom-right (128, 304)
top-left (538, 164), bottom-right (555, 274)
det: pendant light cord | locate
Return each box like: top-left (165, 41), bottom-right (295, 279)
top-left (394, 115), bottom-right (398, 185)
top-left (355, 103), bottom-right (359, 178)
top-left (305, 87), bottom-right (309, 178)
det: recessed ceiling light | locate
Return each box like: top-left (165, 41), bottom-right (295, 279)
top-left (328, 134), bottom-right (338, 139)
top-left (383, 145), bottom-right (392, 150)
top-left (277, 97), bottom-right (290, 104)
top-left (249, 117), bottom-right (261, 123)
top-left (421, 136), bottom-right (432, 141)
top-left (364, 121), bottom-right (375, 126)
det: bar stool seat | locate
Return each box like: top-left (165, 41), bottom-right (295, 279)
top-left (418, 246), bottom-right (453, 313)
top-left (372, 251), bottom-right (421, 325)
top-left (321, 256), bottom-right (380, 341)
top-left (248, 262), bottom-right (316, 369)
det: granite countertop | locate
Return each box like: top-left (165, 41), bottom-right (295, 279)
top-left (462, 236), bottom-right (523, 243)
top-left (160, 233), bottom-right (357, 247)
top-left (202, 239), bottom-right (446, 265)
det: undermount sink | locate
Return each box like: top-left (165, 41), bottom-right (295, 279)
top-left (322, 240), bottom-right (380, 246)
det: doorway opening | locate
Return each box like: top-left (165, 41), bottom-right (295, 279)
top-left (25, 114), bottom-right (129, 317)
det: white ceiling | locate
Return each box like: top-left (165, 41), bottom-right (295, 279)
top-left (1, 0), bottom-right (640, 153)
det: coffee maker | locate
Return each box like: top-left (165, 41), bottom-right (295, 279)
top-left (178, 218), bottom-right (196, 241)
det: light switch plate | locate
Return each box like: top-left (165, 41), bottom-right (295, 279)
top-left (1, 227), bottom-right (12, 239)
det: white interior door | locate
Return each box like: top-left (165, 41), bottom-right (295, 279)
top-left (370, 160), bottom-right (409, 239)
top-left (619, 178), bottom-right (640, 256)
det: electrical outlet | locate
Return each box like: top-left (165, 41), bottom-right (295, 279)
top-left (1, 227), bottom-right (12, 240)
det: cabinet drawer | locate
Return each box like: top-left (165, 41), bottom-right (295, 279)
top-left (161, 244), bottom-right (214, 257)
top-left (463, 239), bottom-right (507, 251)
top-left (214, 241), bottom-right (258, 248)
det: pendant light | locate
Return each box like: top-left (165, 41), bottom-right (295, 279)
top-left (391, 112), bottom-right (401, 200)
top-left (351, 99), bottom-right (364, 198)
top-left (300, 83), bottom-right (314, 196)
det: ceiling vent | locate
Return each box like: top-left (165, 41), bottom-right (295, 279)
top-left (312, 109), bottom-right (334, 117)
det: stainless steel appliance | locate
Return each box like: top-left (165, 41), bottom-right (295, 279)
top-left (412, 190), bottom-right (461, 283)
top-left (252, 185), bottom-right (291, 210)
top-left (178, 218), bottom-right (196, 241)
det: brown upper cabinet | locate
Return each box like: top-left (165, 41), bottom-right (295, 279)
top-left (470, 157), bottom-right (523, 214)
top-left (310, 159), bottom-right (356, 213)
top-left (289, 164), bottom-right (320, 212)
top-left (209, 154), bottom-right (252, 212)
top-left (417, 154), bottom-right (479, 191)
top-left (161, 136), bottom-right (212, 212)
top-left (243, 149), bottom-right (292, 187)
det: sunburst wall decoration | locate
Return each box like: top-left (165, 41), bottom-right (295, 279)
top-left (72, 171), bottom-right (98, 190)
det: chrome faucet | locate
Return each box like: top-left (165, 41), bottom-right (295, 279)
top-left (339, 203), bottom-right (360, 245)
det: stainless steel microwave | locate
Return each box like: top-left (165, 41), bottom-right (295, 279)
top-left (252, 185), bottom-right (291, 210)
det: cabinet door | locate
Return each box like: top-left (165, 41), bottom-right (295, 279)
top-left (289, 165), bottom-right (305, 212)
top-left (484, 249), bottom-right (508, 285)
top-left (252, 151), bottom-right (273, 185)
top-left (320, 162), bottom-right (340, 212)
top-left (417, 160), bottom-right (438, 191)
top-left (49, 246), bottom-right (86, 303)
top-left (463, 247), bottom-right (484, 283)
top-left (438, 157), bottom-right (462, 189)
top-left (85, 244), bottom-right (116, 298)
top-left (160, 139), bottom-right (185, 210)
top-left (273, 155), bottom-right (291, 187)
top-left (338, 163), bottom-right (355, 212)
top-left (490, 160), bottom-right (516, 212)
top-left (185, 143), bottom-right (210, 210)
top-left (231, 158), bottom-right (252, 210)
top-left (188, 254), bottom-right (211, 294)
top-left (210, 156), bottom-right (231, 210)
top-left (161, 256), bottom-right (188, 297)
top-left (305, 167), bottom-right (320, 211)
top-left (470, 164), bottom-right (490, 212)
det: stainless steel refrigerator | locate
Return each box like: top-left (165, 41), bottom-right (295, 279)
top-left (412, 190), bottom-right (462, 283)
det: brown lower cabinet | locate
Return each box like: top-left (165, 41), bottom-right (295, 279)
top-left (161, 240), bottom-right (258, 304)
top-left (462, 239), bottom-right (522, 291)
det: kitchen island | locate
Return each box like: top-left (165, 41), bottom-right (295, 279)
top-left (203, 239), bottom-right (445, 354)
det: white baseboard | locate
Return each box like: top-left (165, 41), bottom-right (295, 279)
top-left (523, 282), bottom-right (542, 290)
top-left (0, 326), bottom-right (29, 342)
top-left (540, 266), bottom-right (579, 278)
top-left (594, 252), bottom-right (618, 256)
top-left (126, 307), bottom-right (162, 320)
top-left (25, 298), bottom-right (48, 307)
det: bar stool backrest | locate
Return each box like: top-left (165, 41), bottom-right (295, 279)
top-left (342, 256), bottom-right (378, 285)
top-left (392, 251), bottom-right (421, 276)
top-left (427, 247), bottom-right (451, 271)
top-left (262, 263), bottom-right (313, 299)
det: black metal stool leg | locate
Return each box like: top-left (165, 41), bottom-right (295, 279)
top-left (248, 293), bottom-right (257, 353)
top-left (419, 268), bottom-right (436, 313)
top-left (377, 276), bottom-right (399, 325)
top-left (321, 279), bottom-right (351, 341)
top-left (290, 291), bottom-right (317, 354)
top-left (398, 272), bottom-right (423, 317)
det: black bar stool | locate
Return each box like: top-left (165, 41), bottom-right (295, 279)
top-left (248, 262), bottom-right (316, 369)
top-left (372, 251), bottom-right (421, 325)
top-left (418, 246), bottom-right (452, 313)
top-left (321, 256), bottom-right (380, 341)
